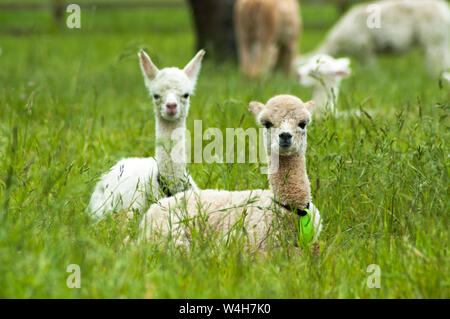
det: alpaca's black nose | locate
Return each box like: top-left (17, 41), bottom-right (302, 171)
top-left (166, 103), bottom-right (177, 110)
top-left (279, 132), bottom-right (292, 140)
top-left (279, 132), bottom-right (293, 149)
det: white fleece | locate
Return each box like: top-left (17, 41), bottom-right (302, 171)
top-left (88, 50), bottom-right (205, 219)
top-left (315, 0), bottom-right (450, 76)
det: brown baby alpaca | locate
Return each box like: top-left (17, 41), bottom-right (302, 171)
top-left (140, 95), bottom-right (323, 249)
top-left (250, 95), bottom-right (314, 209)
top-left (234, 0), bottom-right (301, 77)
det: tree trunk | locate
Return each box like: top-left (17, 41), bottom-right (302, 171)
top-left (187, 0), bottom-right (237, 62)
top-left (337, 0), bottom-right (352, 15)
top-left (52, 0), bottom-right (65, 26)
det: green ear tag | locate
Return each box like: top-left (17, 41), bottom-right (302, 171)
top-left (299, 208), bottom-right (315, 247)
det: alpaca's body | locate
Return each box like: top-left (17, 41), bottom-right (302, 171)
top-left (88, 124), bottom-right (196, 218)
top-left (140, 95), bottom-right (322, 249)
top-left (316, 0), bottom-right (450, 76)
top-left (234, 0), bottom-right (301, 77)
top-left (89, 157), bottom-right (158, 216)
top-left (312, 83), bottom-right (340, 113)
top-left (141, 189), bottom-right (321, 248)
top-left (88, 50), bottom-right (205, 219)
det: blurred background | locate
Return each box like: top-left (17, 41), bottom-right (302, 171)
top-left (0, 0), bottom-right (364, 60)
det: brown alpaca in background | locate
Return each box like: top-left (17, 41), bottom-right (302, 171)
top-left (234, 0), bottom-right (301, 78)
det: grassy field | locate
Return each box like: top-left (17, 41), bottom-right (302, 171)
top-left (0, 3), bottom-right (449, 298)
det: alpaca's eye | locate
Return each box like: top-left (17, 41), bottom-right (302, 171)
top-left (153, 94), bottom-right (160, 100)
top-left (263, 121), bottom-right (273, 129)
top-left (298, 122), bottom-right (307, 129)
top-left (182, 93), bottom-right (190, 99)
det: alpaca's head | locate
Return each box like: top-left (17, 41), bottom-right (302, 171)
top-left (296, 54), bottom-right (351, 87)
top-left (249, 95), bottom-right (315, 156)
top-left (139, 49), bottom-right (205, 121)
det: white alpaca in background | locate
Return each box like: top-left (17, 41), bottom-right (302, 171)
top-left (88, 49), bottom-right (205, 219)
top-left (313, 0), bottom-right (450, 77)
top-left (296, 54), bottom-right (351, 113)
top-left (139, 95), bottom-right (322, 249)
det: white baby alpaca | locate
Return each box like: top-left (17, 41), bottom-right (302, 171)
top-left (88, 49), bottom-right (205, 219)
top-left (314, 0), bottom-right (450, 76)
top-left (296, 54), bottom-right (351, 113)
top-left (139, 95), bottom-right (322, 249)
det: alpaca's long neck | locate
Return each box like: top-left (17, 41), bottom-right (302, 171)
top-left (155, 117), bottom-right (189, 192)
top-left (268, 153), bottom-right (311, 209)
top-left (313, 80), bottom-right (339, 113)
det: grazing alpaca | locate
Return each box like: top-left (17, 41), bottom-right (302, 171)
top-left (296, 54), bottom-right (351, 113)
top-left (88, 49), bottom-right (205, 219)
top-left (312, 0), bottom-right (450, 77)
top-left (140, 95), bottom-right (322, 249)
top-left (234, 0), bottom-right (301, 77)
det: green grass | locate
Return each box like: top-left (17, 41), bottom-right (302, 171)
top-left (0, 5), bottom-right (449, 298)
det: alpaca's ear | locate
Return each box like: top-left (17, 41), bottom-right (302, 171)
top-left (304, 100), bottom-right (316, 112)
top-left (248, 101), bottom-right (265, 117)
top-left (184, 49), bottom-right (206, 83)
top-left (139, 50), bottom-right (159, 80)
